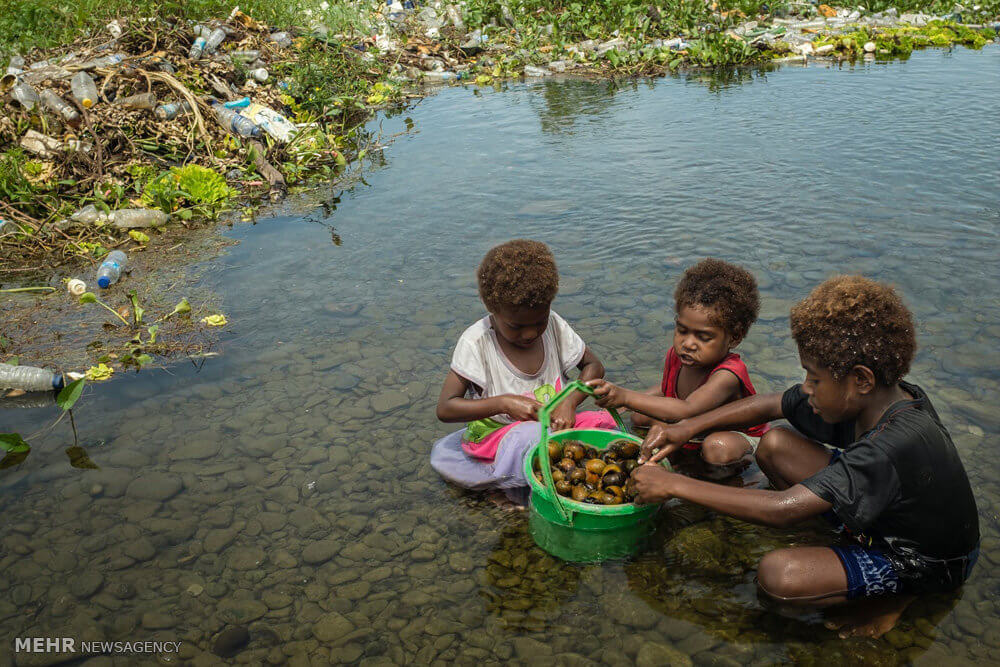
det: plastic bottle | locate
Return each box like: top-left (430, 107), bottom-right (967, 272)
top-left (248, 68), bottom-right (268, 82)
top-left (189, 35), bottom-right (208, 60)
top-left (117, 92), bottom-right (158, 110)
top-left (0, 363), bottom-right (67, 392)
top-left (40, 90), bottom-right (81, 125)
top-left (70, 72), bottom-right (99, 108)
top-left (205, 28), bottom-right (227, 54)
top-left (109, 209), bottom-right (168, 229)
top-left (83, 53), bottom-right (127, 69)
top-left (11, 82), bottom-right (40, 110)
top-left (269, 32), bottom-right (293, 48)
top-left (210, 103), bottom-right (261, 138)
top-left (96, 250), bottom-right (127, 288)
top-left (155, 100), bottom-right (192, 120)
top-left (230, 50), bottom-right (260, 64)
top-left (5, 55), bottom-right (24, 76)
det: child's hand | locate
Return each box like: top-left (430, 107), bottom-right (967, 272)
top-left (587, 378), bottom-right (629, 410)
top-left (638, 423), bottom-right (688, 464)
top-left (550, 402), bottom-right (576, 432)
top-left (501, 394), bottom-right (543, 422)
top-left (632, 464), bottom-right (678, 504)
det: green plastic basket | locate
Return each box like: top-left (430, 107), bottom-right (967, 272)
top-left (524, 381), bottom-right (671, 562)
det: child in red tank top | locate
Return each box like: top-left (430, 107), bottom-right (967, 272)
top-left (588, 258), bottom-right (769, 469)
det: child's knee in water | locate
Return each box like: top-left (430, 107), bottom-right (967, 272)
top-left (700, 432), bottom-right (752, 466)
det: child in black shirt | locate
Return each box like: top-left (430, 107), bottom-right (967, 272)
top-left (632, 276), bottom-right (980, 638)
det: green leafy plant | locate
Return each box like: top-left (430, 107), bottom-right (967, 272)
top-left (141, 164), bottom-right (236, 218)
top-left (79, 292), bottom-right (130, 326)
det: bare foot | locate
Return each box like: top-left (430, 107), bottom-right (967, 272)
top-left (486, 491), bottom-right (526, 512)
top-left (823, 595), bottom-right (915, 638)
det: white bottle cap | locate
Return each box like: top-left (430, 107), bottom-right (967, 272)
top-left (67, 278), bottom-right (86, 296)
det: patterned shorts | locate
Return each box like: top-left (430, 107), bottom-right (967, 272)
top-left (831, 545), bottom-right (903, 600)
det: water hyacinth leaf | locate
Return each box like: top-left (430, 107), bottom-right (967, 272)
top-left (56, 378), bottom-right (85, 411)
top-left (135, 354), bottom-right (153, 368)
top-left (66, 446), bottom-right (99, 469)
top-left (172, 298), bottom-right (191, 317)
top-left (79, 292), bottom-right (98, 304)
top-left (147, 325), bottom-right (159, 345)
top-left (128, 291), bottom-right (145, 324)
top-left (200, 314), bottom-right (228, 327)
top-left (129, 230), bottom-right (150, 244)
top-left (0, 433), bottom-right (30, 453)
top-left (85, 363), bottom-right (114, 381)
top-left (0, 450), bottom-right (30, 469)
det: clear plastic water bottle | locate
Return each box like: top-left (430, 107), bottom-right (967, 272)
top-left (70, 71), bottom-right (99, 108)
top-left (11, 82), bottom-right (39, 110)
top-left (210, 104), bottom-right (261, 139)
top-left (204, 28), bottom-right (227, 54)
top-left (155, 100), bottom-right (192, 120)
top-left (0, 362), bottom-right (66, 391)
top-left (40, 90), bottom-right (81, 125)
top-left (96, 250), bottom-right (127, 288)
top-left (189, 35), bottom-right (208, 60)
top-left (230, 50), bottom-right (260, 64)
top-left (117, 92), bottom-right (158, 110)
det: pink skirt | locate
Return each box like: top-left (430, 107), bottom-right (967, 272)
top-left (461, 410), bottom-right (618, 461)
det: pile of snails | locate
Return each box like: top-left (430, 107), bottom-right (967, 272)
top-left (533, 439), bottom-right (642, 505)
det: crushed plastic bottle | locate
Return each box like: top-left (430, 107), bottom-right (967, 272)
top-left (269, 32), bottom-right (293, 48)
top-left (40, 90), bottom-right (81, 125)
top-left (11, 82), bottom-right (40, 110)
top-left (81, 53), bottom-right (127, 70)
top-left (5, 55), bottom-right (24, 77)
top-left (189, 34), bottom-right (209, 60)
top-left (117, 92), bottom-right (158, 110)
top-left (154, 100), bottom-right (192, 120)
top-left (242, 103), bottom-right (297, 142)
top-left (71, 204), bottom-right (109, 225)
top-left (0, 363), bottom-right (68, 392)
top-left (96, 250), bottom-right (127, 288)
top-left (109, 209), bottom-right (169, 230)
top-left (210, 102), bottom-right (262, 139)
top-left (70, 71), bottom-right (99, 108)
top-left (204, 28), bottom-right (228, 54)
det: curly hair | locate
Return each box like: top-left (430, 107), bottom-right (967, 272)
top-left (477, 239), bottom-right (559, 312)
top-left (674, 258), bottom-right (760, 340)
top-left (790, 276), bottom-right (916, 385)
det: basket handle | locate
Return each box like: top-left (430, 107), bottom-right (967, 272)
top-left (536, 380), bottom-right (629, 523)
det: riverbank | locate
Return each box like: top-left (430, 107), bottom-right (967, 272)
top-left (1, 0), bottom-right (997, 376)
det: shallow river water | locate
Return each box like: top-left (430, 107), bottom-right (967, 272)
top-left (2, 46), bottom-right (999, 666)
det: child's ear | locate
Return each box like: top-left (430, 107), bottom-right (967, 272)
top-left (850, 365), bottom-right (877, 395)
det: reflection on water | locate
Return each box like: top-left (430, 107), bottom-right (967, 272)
top-left (1, 47), bottom-right (999, 665)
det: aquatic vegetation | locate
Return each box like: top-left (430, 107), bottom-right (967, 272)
top-left (142, 164), bottom-right (236, 218)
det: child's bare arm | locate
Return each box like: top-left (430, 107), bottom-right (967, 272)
top-left (641, 392), bottom-right (784, 462)
top-left (589, 371), bottom-right (740, 423)
top-left (436, 370), bottom-right (540, 423)
top-left (631, 386), bottom-right (665, 428)
top-left (632, 465), bottom-right (831, 527)
top-left (550, 346), bottom-right (603, 430)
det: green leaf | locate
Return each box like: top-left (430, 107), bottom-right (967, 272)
top-left (135, 354), bottom-right (153, 368)
top-left (0, 433), bottom-right (30, 453)
top-left (128, 291), bottom-right (145, 324)
top-left (147, 325), bottom-right (159, 345)
top-left (66, 446), bottom-right (99, 469)
top-left (56, 378), bottom-right (85, 411)
top-left (79, 292), bottom-right (98, 304)
top-left (172, 298), bottom-right (191, 317)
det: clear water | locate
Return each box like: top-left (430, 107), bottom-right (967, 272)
top-left (2, 47), bottom-right (999, 665)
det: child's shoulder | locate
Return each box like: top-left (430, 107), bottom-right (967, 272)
top-left (455, 316), bottom-right (493, 347)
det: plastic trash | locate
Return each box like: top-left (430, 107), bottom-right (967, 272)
top-left (205, 28), bottom-right (227, 54)
top-left (106, 20), bottom-right (124, 39)
top-left (67, 278), bottom-right (86, 296)
top-left (269, 32), bottom-right (293, 48)
top-left (154, 100), bottom-right (192, 120)
top-left (109, 209), bottom-right (169, 230)
top-left (96, 250), bottom-right (127, 288)
top-left (0, 363), bottom-right (68, 392)
top-left (5, 56), bottom-right (24, 77)
top-left (189, 34), bottom-right (209, 60)
top-left (230, 50), bottom-right (260, 64)
top-left (422, 70), bottom-right (462, 82)
top-left (209, 102), bottom-right (262, 138)
top-left (20, 129), bottom-right (63, 158)
top-left (40, 90), bottom-right (81, 125)
top-left (70, 71), bottom-right (99, 108)
top-left (81, 53), bottom-right (127, 70)
top-left (71, 204), bottom-right (109, 225)
top-left (249, 68), bottom-right (269, 82)
top-left (524, 65), bottom-right (551, 77)
top-left (117, 92), bottom-right (158, 110)
top-left (242, 102), bottom-right (297, 142)
top-left (10, 82), bottom-right (40, 110)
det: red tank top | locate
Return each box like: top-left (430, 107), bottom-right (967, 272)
top-left (660, 349), bottom-right (769, 437)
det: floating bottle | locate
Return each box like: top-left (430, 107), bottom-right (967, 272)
top-left (40, 90), bottom-right (81, 125)
top-left (109, 209), bottom-right (168, 230)
top-left (96, 250), bottom-right (127, 288)
top-left (70, 71), bottom-right (99, 108)
top-left (154, 100), bottom-right (192, 120)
